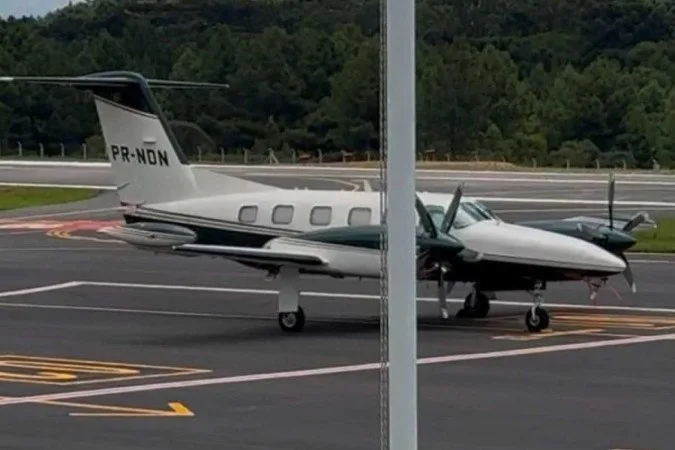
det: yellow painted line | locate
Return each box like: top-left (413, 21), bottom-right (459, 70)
top-left (558, 320), bottom-right (656, 329)
top-left (0, 355), bottom-right (210, 386)
top-left (0, 395), bottom-right (193, 417)
top-left (555, 314), bottom-right (675, 325)
top-left (46, 228), bottom-right (120, 243)
top-left (493, 328), bottom-right (605, 341)
top-left (68, 401), bottom-right (194, 417)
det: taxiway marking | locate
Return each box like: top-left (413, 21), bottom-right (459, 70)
top-left (0, 333), bottom-right (671, 407)
top-left (1, 281), bottom-right (675, 315)
top-left (553, 313), bottom-right (675, 330)
top-left (492, 328), bottom-right (605, 341)
top-left (76, 281), bottom-right (675, 314)
top-left (0, 395), bottom-right (193, 417)
top-left (0, 206), bottom-right (122, 221)
top-left (0, 282), bottom-right (81, 299)
top-left (0, 354), bottom-right (210, 386)
top-left (66, 401), bottom-right (193, 417)
top-left (0, 182), bottom-right (115, 190)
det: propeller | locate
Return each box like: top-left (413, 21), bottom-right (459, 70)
top-left (415, 184), bottom-right (466, 320)
top-left (414, 182), bottom-right (464, 238)
top-left (605, 172), bottom-right (637, 293)
top-left (622, 211), bottom-right (652, 233)
top-left (441, 182), bottom-right (465, 234)
top-left (414, 183), bottom-right (466, 278)
top-left (608, 172), bottom-right (615, 229)
top-left (415, 195), bottom-right (438, 239)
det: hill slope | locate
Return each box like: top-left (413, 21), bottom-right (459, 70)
top-left (0, 0), bottom-right (673, 167)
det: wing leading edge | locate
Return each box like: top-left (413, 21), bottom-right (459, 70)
top-left (173, 243), bottom-right (327, 268)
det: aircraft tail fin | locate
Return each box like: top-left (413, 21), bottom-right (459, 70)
top-left (0, 72), bottom-right (260, 206)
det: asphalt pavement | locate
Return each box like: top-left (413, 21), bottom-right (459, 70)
top-left (0, 169), bottom-right (674, 449)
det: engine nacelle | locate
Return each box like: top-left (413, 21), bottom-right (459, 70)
top-left (100, 222), bottom-right (197, 248)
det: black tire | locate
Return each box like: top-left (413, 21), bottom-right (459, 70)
top-left (278, 306), bottom-right (305, 332)
top-left (456, 291), bottom-right (490, 318)
top-left (525, 307), bottom-right (550, 332)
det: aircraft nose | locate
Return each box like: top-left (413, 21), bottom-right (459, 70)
top-left (586, 244), bottom-right (627, 272)
top-left (607, 230), bottom-right (637, 251)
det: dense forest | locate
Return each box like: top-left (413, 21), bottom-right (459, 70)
top-left (0, 0), bottom-right (674, 167)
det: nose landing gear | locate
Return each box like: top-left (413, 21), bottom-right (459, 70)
top-left (524, 282), bottom-right (550, 332)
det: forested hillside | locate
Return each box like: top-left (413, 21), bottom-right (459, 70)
top-left (0, 0), bottom-right (674, 167)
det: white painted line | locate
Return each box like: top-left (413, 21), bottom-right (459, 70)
top-left (629, 260), bottom-right (674, 264)
top-left (0, 247), bottom-right (131, 252)
top-left (1, 159), bottom-right (672, 178)
top-left (0, 282), bottom-right (82, 299)
top-left (418, 176), bottom-right (675, 186)
top-left (0, 160), bottom-right (110, 168)
top-left (76, 281), bottom-right (675, 314)
top-left (0, 301), bottom-right (284, 320)
top-left (0, 332), bottom-right (671, 407)
top-left (248, 171), bottom-right (675, 186)
top-left (0, 182), bottom-right (115, 190)
top-left (0, 280), bottom-right (672, 316)
top-left (473, 196), bottom-right (675, 207)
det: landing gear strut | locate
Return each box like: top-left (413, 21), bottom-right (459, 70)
top-left (276, 267), bottom-right (305, 332)
top-left (524, 282), bottom-right (549, 332)
top-left (456, 287), bottom-right (491, 319)
top-left (436, 277), bottom-right (455, 320)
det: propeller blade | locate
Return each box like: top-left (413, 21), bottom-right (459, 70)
top-left (440, 183), bottom-right (465, 234)
top-left (608, 172), bottom-right (615, 229)
top-left (622, 211), bottom-right (652, 232)
top-left (618, 252), bottom-right (637, 293)
top-left (415, 194), bottom-right (438, 239)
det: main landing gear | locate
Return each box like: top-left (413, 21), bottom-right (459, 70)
top-left (436, 282), bottom-right (491, 319)
top-left (275, 267), bottom-right (306, 332)
top-left (455, 286), bottom-right (491, 319)
top-left (445, 281), bottom-right (551, 333)
top-left (524, 282), bottom-right (549, 332)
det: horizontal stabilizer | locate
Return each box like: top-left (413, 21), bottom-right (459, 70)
top-left (0, 74), bottom-right (229, 90)
top-left (173, 244), bottom-right (327, 268)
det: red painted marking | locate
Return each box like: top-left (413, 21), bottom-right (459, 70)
top-left (0, 220), bottom-right (121, 233)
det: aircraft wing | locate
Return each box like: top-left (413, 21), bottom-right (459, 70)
top-left (561, 213), bottom-right (656, 232)
top-left (172, 244), bottom-right (327, 270)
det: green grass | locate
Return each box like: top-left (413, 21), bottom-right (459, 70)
top-left (0, 186), bottom-right (99, 211)
top-left (632, 218), bottom-right (675, 253)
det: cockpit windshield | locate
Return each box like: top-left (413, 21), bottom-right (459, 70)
top-left (420, 201), bottom-right (500, 232)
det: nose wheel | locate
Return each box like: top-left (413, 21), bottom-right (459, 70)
top-left (525, 307), bottom-right (549, 332)
top-left (278, 306), bottom-right (305, 332)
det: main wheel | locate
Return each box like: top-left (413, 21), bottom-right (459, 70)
top-left (525, 307), bottom-right (550, 332)
top-left (456, 291), bottom-right (490, 318)
top-left (278, 306), bottom-right (305, 332)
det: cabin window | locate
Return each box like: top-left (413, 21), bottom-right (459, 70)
top-left (238, 205), bottom-right (258, 223)
top-left (348, 207), bottom-right (372, 226)
top-left (272, 205), bottom-right (294, 224)
top-left (310, 206), bottom-right (332, 226)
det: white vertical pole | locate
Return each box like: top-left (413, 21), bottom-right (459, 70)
top-left (386, 0), bottom-right (417, 445)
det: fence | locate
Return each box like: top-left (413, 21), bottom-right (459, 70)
top-left (0, 141), bottom-right (667, 171)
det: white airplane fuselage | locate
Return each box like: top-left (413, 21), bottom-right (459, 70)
top-left (121, 186), bottom-right (627, 282)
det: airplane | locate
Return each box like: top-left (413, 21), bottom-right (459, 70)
top-left (0, 71), bottom-right (632, 333)
top-left (513, 173), bottom-right (654, 303)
